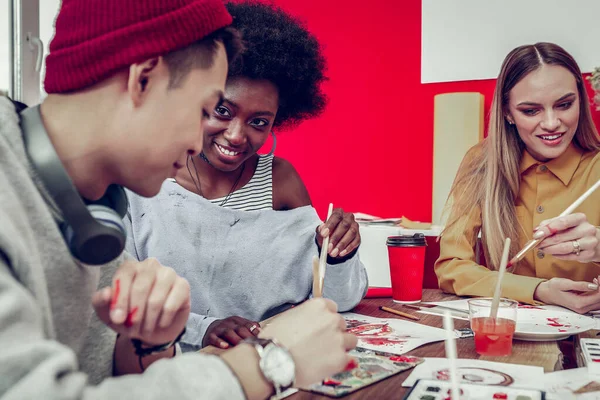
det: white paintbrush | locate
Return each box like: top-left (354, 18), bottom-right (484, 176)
top-left (491, 237), bottom-right (511, 320)
top-left (508, 178), bottom-right (600, 267)
top-left (317, 203), bottom-right (334, 296)
top-left (443, 310), bottom-right (460, 399)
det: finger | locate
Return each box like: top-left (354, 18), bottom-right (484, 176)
top-left (541, 239), bottom-right (579, 256)
top-left (126, 264), bottom-right (159, 334)
top-left (245, 321), bottom-right (261, 336)
top-left (92, 287), bottom-right (113, 324)
top-left (554, 250), bottom-right (596, 262)
top-left (534, 213), bottom-right (587, 240)
top-left (221, 329), bottom-right (245, 346)
top-left (558, 279), bottom-right (598, 292)
top-left (93, 286), bottom-right (112, 309)
top-left (318, 297), bottom-right (339, 314)
top-left (342, 332), bottom-right (358, 350)
top-left (207, 333), bottom-right (230, 349)
top-left (142, 267), bottom-right (177, 335)
top-left (543, 236), bottom-right (597, 256)
top-left (235, 325), bottom-right (256, 340)
top-left (539, 223), bottom-right (596, 249)
top-left (158, 277), bottom-right (191, 328)
top-left (331, 220), bottom-right (359, 257)
top-left (538, 227), bottom-right (577, 249)
top-left (338, 232), bottom-right (361, 258)
top-left (575, 294), bottom-right (600, 314)
top-left (320, 209), bottom-right (344, 240)
top-left (337, 314), bottom-right (348, 331)
top-left (329, 217), bottom-right (353, 256)
top-left (110, 262), bottom-right (137, 325)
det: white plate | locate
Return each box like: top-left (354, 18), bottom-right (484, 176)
top-left (425, 300), bottom-right (596, 341)
top-left (429, 299), bottom-right (596, 342)
top-left (514, 308), bottom-right (596, 341)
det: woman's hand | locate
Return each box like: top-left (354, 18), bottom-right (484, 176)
top-left (535, 213), bottom-right (600, 263)
top-left (316, 208), bottom-right (360, 259)
top-left (203, 316), bottom-right (261, 349)
top-left (534, 277), bottom-right (600, 314)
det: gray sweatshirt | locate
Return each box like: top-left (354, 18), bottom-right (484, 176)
top-left (0, 96), bottom-right (245, 399)
top-left (125, 181), bottom-right (368, 350)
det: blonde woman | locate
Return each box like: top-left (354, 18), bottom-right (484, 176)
top-left (435, 42), bottom-right (600, 314)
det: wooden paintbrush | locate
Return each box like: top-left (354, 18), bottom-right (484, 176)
top-left (312, 255), bottom-right (322, 298)
top-left (379, 306), bottom-right (420, 321)
top-left (315, 203), bottom-right (334, 297)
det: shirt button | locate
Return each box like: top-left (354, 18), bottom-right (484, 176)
top-left (539, 165), bottom-right (548, 172)
top-left (537, 250), bottom-right (545, 259)
top-left (536, 205), bottom-right (544, 213)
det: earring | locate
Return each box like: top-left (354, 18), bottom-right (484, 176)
top-left (267, 131), bottom-right (277, 156)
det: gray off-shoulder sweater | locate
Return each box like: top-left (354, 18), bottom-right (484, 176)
top-left (126, 181), bottom-right (369, 350)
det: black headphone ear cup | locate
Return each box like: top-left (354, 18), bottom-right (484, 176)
top-left (68, 205), bottom-right (126, 265)
top-left (20, 105), bottom-right (128, 265)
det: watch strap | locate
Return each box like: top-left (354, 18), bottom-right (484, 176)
top-left (131, 327), bottom-right (186, 357)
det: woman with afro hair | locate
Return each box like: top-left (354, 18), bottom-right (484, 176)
top-left (125, 1), bottom-right (368, 351)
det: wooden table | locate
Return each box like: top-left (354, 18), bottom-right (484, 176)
top-left (290, 289), bottom-right (566, 399)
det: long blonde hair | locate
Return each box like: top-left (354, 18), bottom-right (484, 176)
top-left (442, 42), bottom-right (600, 269)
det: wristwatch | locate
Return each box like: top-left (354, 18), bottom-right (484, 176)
top-left (243, 337), bottom-right (296, 398)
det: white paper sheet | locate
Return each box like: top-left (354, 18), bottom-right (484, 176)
top-left (403, 358), bottom-right (545, 390)
top-left (544, 368), bottom-right (600, 400)
top-left (343, 313), bottom-right (452, 355)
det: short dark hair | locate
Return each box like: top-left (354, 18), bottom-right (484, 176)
top-left (164, 26), bottom-right (244, 89)
top-left (226, 1), bottom-right (328, 128)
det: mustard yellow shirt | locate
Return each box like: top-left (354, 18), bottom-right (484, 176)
top-left (435, 144), bottom-right (600, 304)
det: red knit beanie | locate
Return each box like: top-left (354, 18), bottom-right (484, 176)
top-left (44, 0), bottom-right (233, 94)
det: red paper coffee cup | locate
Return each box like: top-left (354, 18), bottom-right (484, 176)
top-left (387, 234), bottom-right (427, 303)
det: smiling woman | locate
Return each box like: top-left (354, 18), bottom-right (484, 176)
top-left (124, 1), bottom-right (368, 352)
top-left (435, 42), bottom-right (600, 313)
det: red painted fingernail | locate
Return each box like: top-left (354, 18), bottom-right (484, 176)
top-left (345, 359), bottom-right (358, 371)
top-left (110, 279), bottom-right (120, 310)
top-left (124, 306), bottom-right (138, 328)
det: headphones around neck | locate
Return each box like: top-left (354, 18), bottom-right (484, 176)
top-left (19, 105), bottom-right (127, 265)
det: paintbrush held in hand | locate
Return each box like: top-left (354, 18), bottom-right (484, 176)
top-left (491, 238), bottom-right (511, 320)
top-left (312, 255), bottom-right (322, 298)
top-left (313, 203), bottom-right (334, 298)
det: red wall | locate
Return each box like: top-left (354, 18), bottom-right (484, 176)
top-left (268, 0), bottom-right (600, 221)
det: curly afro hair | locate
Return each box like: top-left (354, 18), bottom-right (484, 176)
top-left (225, 1), bottom-right (328, 128)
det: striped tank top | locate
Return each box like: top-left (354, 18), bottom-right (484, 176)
top-left (210, 154), bottom-right (273, 211)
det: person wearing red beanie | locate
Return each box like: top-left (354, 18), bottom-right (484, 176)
top-left (0, 0), bottom-right (357, 399)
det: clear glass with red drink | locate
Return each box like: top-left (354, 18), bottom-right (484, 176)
top-left (468, 298), bottom-right (518, 356)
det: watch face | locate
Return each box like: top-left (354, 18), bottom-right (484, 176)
top-left (260, 345), bottom-right (295, 387)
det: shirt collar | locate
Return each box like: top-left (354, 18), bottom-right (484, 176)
top-left (520, 143), bottom-right (583, 186)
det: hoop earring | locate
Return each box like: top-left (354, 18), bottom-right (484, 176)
top-left (267, 131), bottom-right (277, 156)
